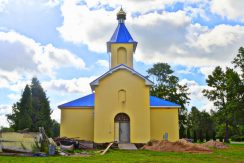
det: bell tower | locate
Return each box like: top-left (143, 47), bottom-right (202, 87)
top-left (107, 8), bottom-right (137, 69)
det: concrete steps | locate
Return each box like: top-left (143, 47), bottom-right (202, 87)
top-left (118, 143), bottom-right (137, 150)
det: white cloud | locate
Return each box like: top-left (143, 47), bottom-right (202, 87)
top-left (0, 0), bottom-right (8, 12)
top-left (51, 108), bottom-right (61, 123)
top-left (179, 79), bottom-right (214, 112)
top-left (0, 31), bottom-right (85, 81)
top-left (7, 93), bottom-right (20, 101)
top-left (211, 0), bottom-right (244, 22)
top-left (96, 60), bottom-right (109, 68)
top-left (57, 1), bottom-right (244, 74)
top-left (0, 105), bottom-right (11, 127)
top-left (57, 1), bottom-right (190, 53)
top-left (42, 76), bottom-right (97, 94)
top-left (83, 0), bottom-right (172, 14)
top-left (190, 25), bottom-right (244, 53)
top-left (57, 0), bottom-right (116, 52)
top-left (0, 105), bottom-right (11, 116)
top-left (0, 115), bottom-right (9, 127)
top-left (135, 21), bottom-right (244, 69)
top-left (45, 0), bottom-right (61, 7)
top-left (81, 0), bottom-right (205, 14)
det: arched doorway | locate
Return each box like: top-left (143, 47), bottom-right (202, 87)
top-left (114, 113), bottom-right (130, 143)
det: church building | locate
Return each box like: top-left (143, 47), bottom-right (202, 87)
top-left (59, 8), bottom-right (180, 143)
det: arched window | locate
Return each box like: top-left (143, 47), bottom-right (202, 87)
top-left (118, 89), bottom-right (126, 103)
top-left (117, 47), bottom-right (127, 65)
top-left (114, 113), bottom-right (130, 122)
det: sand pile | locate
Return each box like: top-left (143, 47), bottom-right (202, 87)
top-left (203, 140), bottom-right (228, 149)
top-left (143, 139), bottom-right (212, 153)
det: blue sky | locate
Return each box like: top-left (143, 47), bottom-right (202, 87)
top-left (0, 0), bottom-right (244, 127)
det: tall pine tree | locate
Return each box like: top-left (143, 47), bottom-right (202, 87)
top-left (31, 77), bottom-right (52, 135)
top-left (7, 77), bottom-right (53, 136)
top-left (7, 85), bottom-right (32, 130)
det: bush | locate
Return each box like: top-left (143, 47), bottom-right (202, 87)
top-left (0, 127), bottom-right (14, 132)
top-left (231, 135), bottom-right (244, 142)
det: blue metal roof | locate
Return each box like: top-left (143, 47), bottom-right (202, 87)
top-left (150, 96), bottom-right (181, 108)
top-left (108, 23), bottom-right (137, 43)
top-left (58, 93), bottom-right (180, 109)
top-left (107, 22), bottom-right (137, 52)
top-left (58, 94), bottom-right (94, 108)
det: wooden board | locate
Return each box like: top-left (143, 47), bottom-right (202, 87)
top-left (101, 143), bottom-right (113, 155)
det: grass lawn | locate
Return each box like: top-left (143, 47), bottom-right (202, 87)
top-left (0, 144), bottom-right (244, 163)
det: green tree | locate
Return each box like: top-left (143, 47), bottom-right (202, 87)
top-left (147, 63), bottom-right (190, 138)
top-left (188, 107), bottom-right (201, 141)
top-left (31, 77), bottom-right (53, 135)
top-left (203, 66), bottom-right (242, 142)
top-left (50, 120), bottom-right (60, 137)
top-left (188, 107), bottom-right (214, 142)
top-left (7, 85), bottom-right (32, 130)
top-left (233, 47), bottom-right (244, 78)
top-left (7, 77), bottom-right (54, 136)
top-left (232, 47), bottom-right (244, 133)
top-left (0, 127), bottom-right (14, 132)
top-left (193, 130), bottom-right (197, 142)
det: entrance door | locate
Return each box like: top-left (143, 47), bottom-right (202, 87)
top-left (119, 122), bottom-right (130, 143)
top-left (114, 113), bottom-right (130, 143)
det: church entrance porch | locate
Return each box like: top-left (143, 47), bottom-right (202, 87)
top-left (114, 113), bottom-right (130, 143)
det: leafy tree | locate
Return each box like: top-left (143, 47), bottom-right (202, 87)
top-left (233, 47), bottom-right (244, 78)
top-left (186, 127), bottom-right (191, 139)
top-left (203, 66), bottom-right (242, 142)
top-left (50, 120), bottom-right (60, 137)
top-left (206, 131), bottom-right (210, 141)
top-left (147, 63), bottom-right (190, 138)
top-left (188, 107), bottom-right (214, 142)
top-left (0, 127), bottom-right (14, 132)
top-left (193, 130), bottom-right (197, 142)
top-left (188, 106), bottom-right (201, 141)
top-left (212, 130), bottom-right (216, 141)
top-left (199, 129), bottom-right (204, 142)
top-left (232, 47), bottom-right (244, 131)
top-left (7, 103), bottom-right (19, 130)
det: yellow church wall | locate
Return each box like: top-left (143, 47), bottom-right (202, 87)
top-left (94, 69), bottom-right (150, 143)
top-left (150, 108), bottom-right (179, 142)
top-left (110, 44), bottom-right (134, 68)
top-left (60, 108), bottom-right (94, 141)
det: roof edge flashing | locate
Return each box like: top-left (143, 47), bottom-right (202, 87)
top-left (90, 64), bottom-right (153, 91)
top-left (150, 106), bottom-right (181, 108)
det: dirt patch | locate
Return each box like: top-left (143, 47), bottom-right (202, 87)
top-left (203, 140), bottom-right (228, 149)
top-left (142, 139), bottom-right (212, 153)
